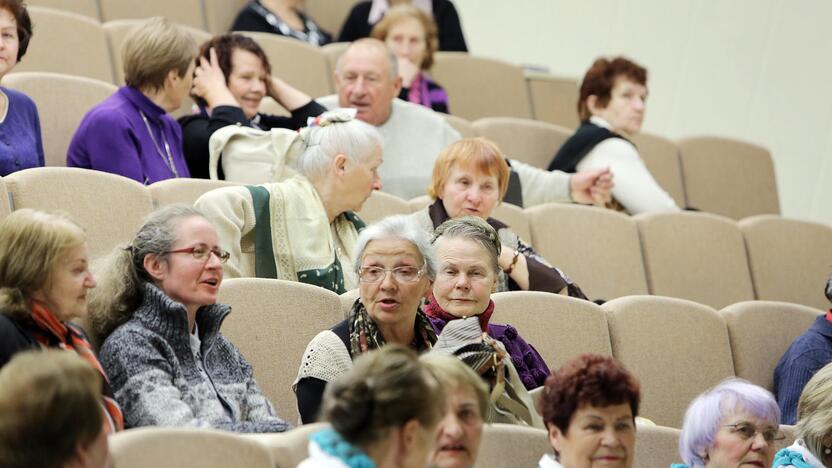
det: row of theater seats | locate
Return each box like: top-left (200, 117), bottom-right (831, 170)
top-left (1, 167), bottom-right (827, 309)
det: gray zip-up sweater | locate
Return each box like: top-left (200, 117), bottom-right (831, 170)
top-left (99, 283), bottom-right (290, 432)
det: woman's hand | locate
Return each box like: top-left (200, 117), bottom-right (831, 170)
top-left (266, 75), bottom-right (313, 111)
top-left (191, 48), bottom-right (237, 108)
top-left (396, 56), bottom-right (421, 88)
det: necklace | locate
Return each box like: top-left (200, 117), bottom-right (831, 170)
top-left (139, 110), bottom-right (179, 178)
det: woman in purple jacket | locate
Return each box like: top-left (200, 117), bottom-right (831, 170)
top-left (67, 17), bottom-right (197, 184)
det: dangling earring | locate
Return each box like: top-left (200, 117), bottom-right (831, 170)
top-left (824, 446), bottom-right (831, 455)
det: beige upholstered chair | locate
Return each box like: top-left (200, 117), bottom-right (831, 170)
top-left (26, 0), bottom-right (100, 19)
top-left (406, 195), bottom-right (530, 242)
top-left (204, 0), bottom-right (249, 34)
top-left (476, 423), bottom-right (551, 468)
top-left (472, 117), bottom-right (572, 170)
top-left (408, 194), bottom-right (432, 212)
top-left (526, 73), bottom-right (580, 129)
top-left (4, 167), bottom-right (153, 259)
top-left (355, 190), bottom-right (411, 224)
top-left (339, 288), bottom-right (359, 316)
top-left (777, 425), bottom-right (798, 453)
top-left (630, 131), bottom-right (686, 208)
top-left (320, 41), bottom-right (351, 77)
top-left (0, 177), bottom-right (9, 220)
top-left (109, 427), bottom-right (273, 468)
top-left (3, 72), bottom-right (117, 168)
top-left (491, 291), bottom-right (612, 370)
top-left (633, 424), bottom-right (682, 467)
top-left (604, 295), bottom-right (735, 428)
top-left (721, 300), bottom-right (823, 391)
top-left (246, 423), bottom-right (329, 467)
top-left (677, 136), bottom-right (780, 219)
top-left (442, 113), bottom-right (477, 138)
top-left (431, 52), bottom-right (532, 120)
top-left (635, 211), bottom-right (755, 309)
top-left (149, 178), bottom-right (238, 208)
top-left (17, 7), bottom-right (113, 82)
top-left (218, 278), bottom-right (344, 419)
top-left (238, 32), bottom-right (334, 98)
top-left (525, 203), bottom-right (648, 303)
top-left (303, 0), bottom-right (361, 38)
top-left (740, 215), bottom-right (832, 310)
top-left (99, 0), bottom-right (206, 30)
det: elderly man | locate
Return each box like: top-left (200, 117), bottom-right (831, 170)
top-left (318, 38), bottom-right (611, 203)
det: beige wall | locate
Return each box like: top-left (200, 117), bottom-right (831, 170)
top-left (454, 0), bottom-right (832, 225)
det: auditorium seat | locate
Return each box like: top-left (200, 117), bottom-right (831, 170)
top-left (3, 167), bottom-right (153, 259)
top-left (430, 52), bottom-right (532, 121)
top-left (491, 291), bottom-right (612, 370)
top-left (526, 73), bottom-right (580, 129)
top-left (630, 131), bottom-right (686, 208)
top-left (245, 423), bottom-right (329, 466)
top-left (27, 0), bottom-right (100, 19)
top-left (442, 113), bottom-right (477, 138)
top-left (740, 215), bottom-right (832, 310)
top-left (525, 203), bottom-right (648, 303)
top-left (303, 0), bottom-right (362, 39)
top-left (473, 117), bottom-right (572, 170)
top-left (356, 190), bottom-right (411, 224)
top-left (476, 423), bottom-right (551, 468)
top-left (218, 278), bottom-right (344, 419)
top-left (0, 177), bottom-right (9, 220)
top-left (237, 32), bottom-right (334, 98)
top-left (339, 288), bottom-right (359, 315)
top-left (677, 136), bottom-right (780, 219)
top-left (604, 295), bottom-right (735, 428)
top-left (17, 7), bottom-right (113, 82)
top-left (149, 178), bottom-right (238, 208)
top-left (3, 72), bottom-right (117, 167)
top-left (633, 425), bottom-right (682, 467)
top-left (204, 0), bottom-right (249, 34)
top-left (109, 427), bottom-right (273, 468)
top-left (408, 194), bottom-right (432, 212)
top-left (320, 41), bottom-right (350, 77)
top-left (407, 195), bottom-right (531, 241)
top-left (99, 0), bottom-right (206, 30)
top-left (721, 300), bottom-right (823, 391)
top-left (636, 211), bottom-right (755, 309)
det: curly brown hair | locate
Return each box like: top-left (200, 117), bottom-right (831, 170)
top-left (193, 33), bottom-right (272, 107)
top-left (577, 57), bottom-right (647, 122)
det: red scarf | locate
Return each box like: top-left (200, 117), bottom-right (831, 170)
top-left (29, 302), bottom-right (125, 433)
top-left (423, 294), bottom-right (495, 332)
top-left (826, 310), bottom-right (832, 323)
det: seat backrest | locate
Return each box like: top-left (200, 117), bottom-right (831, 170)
top-left (27, 0), bottom-right (100, 19)
top-left (238, 32), bottom-right (334, 98)
top-left (0, 176), bottom-right (9, 220)
top-left (99, 0), bottom-right (206, 30)
top-left (356, 190), bottom-right (411, 224)
top-left (109, 427), bottom-right (273, 468)
top-left (476, 423), bottom-right (551, 468)
top-left (408, 194), bottom-right (432, 212)
top-left (491, 291), bottom-right (611, 370)
top-left (604, 295), bottom-right (735, 427)
top-left (149, 178), bottom-right (238, 208)
top-left (740, 215), bottom-right (832, 310)
top-left (525, 203), bottom-right (648, 302)
top-left (633, 425), bottom-right (683, 467)
top-left (492, 202), bottom-right (531, 243)
top-left (430, 52), bottom-right (532, 121)
top-left (635, 211), bottom-right (755, 309)
top-left (339, 289), bottom-right (359, 316)
top-left (218, 278), bottom-right (344, 419)
top-left (17, 7), bottom-right (113, 82)
top-left (320, 41), bottom-right (350, 78)
top-left (525, 73), bottom-right (580, 129)
top-left (3, 72), bottom-right (117, 168)
top-left (4, 167), bottom-right (153, 259)
top-left (630, 132), bottom-right (686, 208)
top-left (677, 136), bottom-right (780, 219)
top-left (204, 0), bottom-right (249, 34)
top-left (303, 0), bottom-right (361, 37)
top-left (245, 423), bottom-right (330, 468)
top-left (442, 113), bottom-right (476, 138)
top-left (721, 300), bottom-right (823, 391)
top-left (472, 117), bottom-right (572, 170)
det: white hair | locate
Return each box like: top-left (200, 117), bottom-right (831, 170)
top-left (353, 215), bottom-right (437, 280)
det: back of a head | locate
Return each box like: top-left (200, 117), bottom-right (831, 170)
top-left (123, 17), bottom-right (197, 92)
top-left (796, 362), bottom-right (832, 461)
top-left (322, 345), bottom-right (445, 447)
top-left (577, 56), bottom-right (647, 122)
top-left (0, 350), bottom-right (103, 468)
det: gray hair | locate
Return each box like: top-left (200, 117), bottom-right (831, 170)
top-left (290, 108), bottom-right (383, 181)
top-left (353, 215), bottom-right (436, 280)
top-left (432, 216), bottom-right (501, 275)
top-left (335, 38), bottom-right (399, 82)
top-left (796, 362), bottom-right (832, 461)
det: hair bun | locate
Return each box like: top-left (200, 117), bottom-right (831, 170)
top-left (306, 108), bottom-right (357, 129)
top-left (327, 379), bottom-right (374, 435)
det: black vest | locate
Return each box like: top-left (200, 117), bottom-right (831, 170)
top-left (547, 122), bottom-right (628, 173)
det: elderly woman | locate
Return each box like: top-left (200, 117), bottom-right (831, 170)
top-left (89, 205), bottom-right (290, 432)
top-left (371, 4), bottom-right (449, 113)
top-left (422, 353), bottom-right (489, 468)
top-left (294, 214), bottom-right (437, 423)
top-left (427, 216), bottom-right (551, 391)
top-left (539, 353), bottom-right (641, 468)
top-left (67, 17), bottom-right (195, 184)
top-left (413, 138), bottom-right (587, 298)
top-left (179, 33), bottom-right (326, 179)
top-left (231, 0), bottom-right (332, 46)
top-left (195, 109), bottom-right (382, 292)
top-left (773, 362), bottom-right (832, 467)
top-left (0, 209), bottom-right (123, 433)
top-left (673, 379), bottom-right (782, 468)
top-left (547, 56), bottom-right (679, 214)
top-left (299, 345), bottom-right (445, 467)
top-left (0, 0), bottom-right (43, 176)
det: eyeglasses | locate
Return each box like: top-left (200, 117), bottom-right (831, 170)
top-left (167, 245), bottom-right (230, 264)
top-left (723, 423), bottom-right (785, 444)
top-left (358, 264), bottom-right (425, 283)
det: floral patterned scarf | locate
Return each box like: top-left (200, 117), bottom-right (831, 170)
top-left (347, 299), bottom-right (437, 358)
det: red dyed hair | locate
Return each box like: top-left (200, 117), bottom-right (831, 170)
top-left (428, 137), bottom-right (510, 201)
top-left (577, 57), bottom-right (647, 122)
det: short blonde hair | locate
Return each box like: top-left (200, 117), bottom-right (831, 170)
top-left (0, 209), bottom-right (86, 319)
top-left (428, 137), bottom-right (510, 201)
top-left (421, 353), bottom-right (489, 418)
top-left (123, 17), bottom-right (197, 92)
top-left (796, 362), bottom-right (832, 461)
top-left (370, 4), bottom-right (439, 70)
